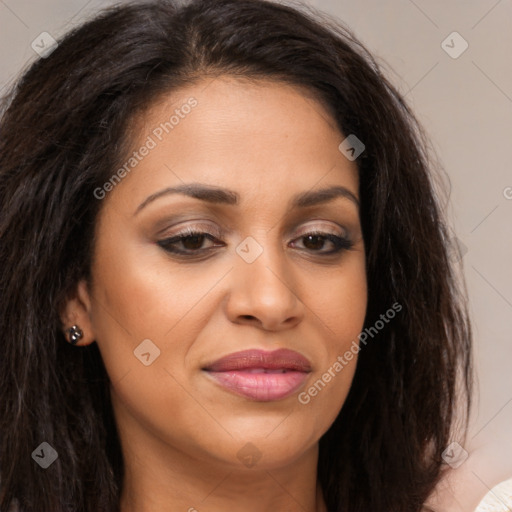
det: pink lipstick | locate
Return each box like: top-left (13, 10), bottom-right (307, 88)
top-left (202, 349), bottom-right (312, 401)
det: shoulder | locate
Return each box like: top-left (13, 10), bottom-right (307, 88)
top-left (474, 478), bottom-right (512, 512)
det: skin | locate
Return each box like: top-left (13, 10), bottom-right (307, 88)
top-left (61, 76), bottom-right (367, 512)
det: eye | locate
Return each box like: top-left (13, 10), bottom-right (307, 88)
top-left (290, 231), bottom-right (354, 255)
top-left (157, 227), bottom-right (225, 256)
top-left (156, 227), bottom-right (354, 258)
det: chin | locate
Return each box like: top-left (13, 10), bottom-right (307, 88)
top-left (203, 428), bottom-right (321, 471)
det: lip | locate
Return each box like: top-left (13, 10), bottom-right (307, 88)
top-left (202, 349), bottom-right (312, 402)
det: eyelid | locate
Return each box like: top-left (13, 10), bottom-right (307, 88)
top-left (159, 220), bottom-right (348, 241)
top-left (157, 221), bottom-right (224, 239)
top-left (292, 221), bottom-right (348, 239)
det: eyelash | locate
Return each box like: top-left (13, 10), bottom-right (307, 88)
top-left (156, 226), bottom-right (354, 258)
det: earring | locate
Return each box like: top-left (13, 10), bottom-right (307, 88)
top-left (67, 325), bottom-right (84, 345)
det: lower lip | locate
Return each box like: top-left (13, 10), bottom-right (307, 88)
top-left (204, 369), bottom-right (309, 401)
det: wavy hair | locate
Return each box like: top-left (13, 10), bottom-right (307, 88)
top-left (0, 1), bottom-right (472, 510)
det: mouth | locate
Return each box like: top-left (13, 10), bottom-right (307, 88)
top-left (202, 349), bottom-right (312, 402)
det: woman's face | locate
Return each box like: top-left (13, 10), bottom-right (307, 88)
top-left (67, 77), bottom-right (367, 471)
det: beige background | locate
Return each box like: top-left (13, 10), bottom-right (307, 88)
top-left (1, 0), bottom-right (511, 510)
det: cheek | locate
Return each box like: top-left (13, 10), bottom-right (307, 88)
top-left (110, 365), bottom-right (214, 452)
top-left (88, 243), bottom-right (225, 454)
top-left (298, 257), bottom-right (367, 423)
top-left (89, 225), bottom-right (217, 343)
top-left (87, 226), bottom-right (234, 405)
top-left (307, 253), bottom-right (368, 347)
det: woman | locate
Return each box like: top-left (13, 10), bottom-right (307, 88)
top-left (0, 0), bottom-right (473, 511)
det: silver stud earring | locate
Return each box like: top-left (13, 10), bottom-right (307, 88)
top-left (67, 325), bottom-right (83, 345)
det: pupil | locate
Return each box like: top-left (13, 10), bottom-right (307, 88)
top-left (304, 234), bottom-right (323, 250)
top-left (183, 235), bottom-right (204, 250)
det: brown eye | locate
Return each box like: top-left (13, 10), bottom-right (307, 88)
top-left (290, 231), bottom-right (353, 255)
top-left (302, 234), bottom-right (326, 251)
top-left (157, 229), bottom-right (225, 256)
top-left (180, 234), bottom-right (208, 250)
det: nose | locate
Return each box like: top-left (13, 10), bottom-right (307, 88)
top-left (224, 238), bottom-right (305, 331)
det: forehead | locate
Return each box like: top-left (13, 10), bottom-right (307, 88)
top-left (105, 76), bottom-right (359, 210)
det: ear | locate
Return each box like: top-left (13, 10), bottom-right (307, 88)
top-left (59, 279), bottom-right (96, 346)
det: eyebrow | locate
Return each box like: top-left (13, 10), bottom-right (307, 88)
top-left (134, 183), bottom-right (359, 216)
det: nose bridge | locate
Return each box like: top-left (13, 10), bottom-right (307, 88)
top-left (236, 230), bottom-right (289, 293)
top-left (227, 230), bottom-right (303, 329)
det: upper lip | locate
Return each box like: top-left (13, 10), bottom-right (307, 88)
top-left (203, 349), bottom-right (312, 372)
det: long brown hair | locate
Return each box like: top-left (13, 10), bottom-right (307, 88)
top-left (0, 1), bottom-right (472, 510)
